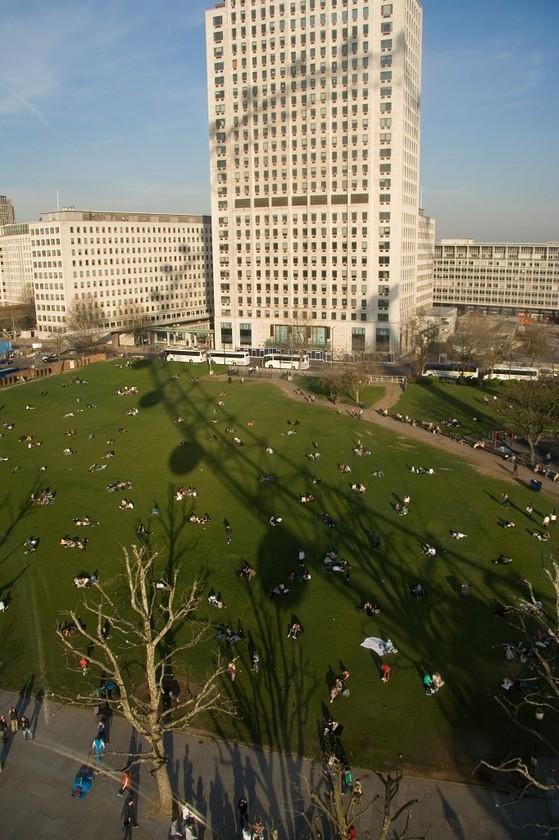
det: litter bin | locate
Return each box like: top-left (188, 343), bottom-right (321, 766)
top-left (530, 479), bottom-right (542, 492)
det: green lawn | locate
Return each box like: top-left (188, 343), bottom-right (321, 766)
top-left (295, 374), bottom-right (385, 409)
top-left (0, 361), bottom-right (553, 778)
top-left (393, 379), bottom-right (506, 438)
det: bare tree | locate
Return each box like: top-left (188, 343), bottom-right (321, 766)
top-left (331, 360), bottom-right (379, 405)
top-left (446, 315), bottom-right (512, 377)
top-left (495, 379), bottom-right (559, 465)
top-left (409, 315), bottom-right (441, 377)
top-left (117, 302), bottom-right (151, 342)
top-left (56, 545), bottom-right (234, 817)
top-left (479, 562), bottom-right (559, 807)
top-left (65, 293), bottom-right (105, 354)
top-left (304, 758), bottom-right (425, 840)
top-left (521, 327), bottom-right (550, 366)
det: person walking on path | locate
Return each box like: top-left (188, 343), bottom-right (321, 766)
top-left (124, 793), bottom-right (139, 827)
top-left (511, 456), bottom-right (519, 476)
top-left (18, 714), bottom-right (33, 740)
top-left (117, 767), bottom-right (133, 797)
top-left (122, 815), bottom-right (134, 840)
top-left (89, 734), bottom-right (106, 770)
top-left (9, 706), bottom-right (18, 736)
top-left (238, 795), bottom-right (249, 827)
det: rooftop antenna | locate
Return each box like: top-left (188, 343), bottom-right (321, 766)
top-left (56, 190), bottom-right (60, 211)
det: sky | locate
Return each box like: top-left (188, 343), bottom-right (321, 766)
top-left (1, 0), bottom-right (558, 241)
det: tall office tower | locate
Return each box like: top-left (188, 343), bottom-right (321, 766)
top-left (0, 196), bottom-right (16, 226)
top-left (0, 224), bottom-right (34, 305)
top-left (206, 0), bottom-right (428, 357)
top-left (29, 209), bottom-right (213, 336)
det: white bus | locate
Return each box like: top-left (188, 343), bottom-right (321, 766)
top-left (208, 350), bottom-right (251, 366)
top-left (422, 362), bottom-right (479, 380)
top-left (262, 353), bottom-right (310, 370)
top-left (163, 348), bottom-right (207, 363)
top-left (485, 366), bottom-right (539, 382)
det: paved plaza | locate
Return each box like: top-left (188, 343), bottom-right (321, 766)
top-left (0, 688), bottom-right (555, 839)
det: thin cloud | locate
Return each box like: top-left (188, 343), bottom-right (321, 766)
top-left (6, 90), bottom-right (49, 128)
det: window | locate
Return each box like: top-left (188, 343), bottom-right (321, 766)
top-left (240, 323), bottom-right (252, 346)
top-left (221, 322), bottom-right (233, 345)
top-left (351, 327), bottom-right (365, 352)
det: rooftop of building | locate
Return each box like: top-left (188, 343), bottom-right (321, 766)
top-left (438, 239), bottom-right (559, 247)
top-left (0, 224), bottom-right (29, 237)
top-left (36, 209), bottom-right (211, 224)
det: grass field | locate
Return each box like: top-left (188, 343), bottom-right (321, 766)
top-left (393, 379), bottom-right (505, 438)
top-left (295, 374), bottom-right (385, 409)
top-left (0, 361), bottom-right (553, 778)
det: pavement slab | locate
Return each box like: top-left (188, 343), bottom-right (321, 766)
top-left (0, 689), bottom-right (555, 839)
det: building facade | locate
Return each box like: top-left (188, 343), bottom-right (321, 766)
top-left (0, 196), bottom-right (15, 227)
top-left (433, 240), bottom-right (559, 318)
top-left (29, 210), bottom-right (213, 336)
top-left (205, 0), bottom-right (430, 357)
top-left (0, 224), bottom-right (34, 306)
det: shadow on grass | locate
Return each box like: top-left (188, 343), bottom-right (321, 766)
top-left (138, 360), bottom-right (548, 808)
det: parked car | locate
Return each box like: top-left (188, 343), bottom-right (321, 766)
top-left (41, 354), bottom-right (58, 363)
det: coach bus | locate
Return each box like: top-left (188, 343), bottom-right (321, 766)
top-left (485, 366), bottom-right (539, 382)
top-left (422, 362), bottom-right (479, 380)
top-left (162, 348), bottom-right (207, 363)
top-left (207, 350), bottom-right (251, 366)
top-left (262, 353), bottom-right (310, 370)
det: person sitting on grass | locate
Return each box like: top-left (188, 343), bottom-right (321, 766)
top-left (362, 600), bottom-right (381, 616)
top-left (493, 554), bottom-right (513, 566)
top-left (423, 674), bottom-right (435, 696)
top-left (422, 544), bottom-right (437, 557)
top-left (320, 513), bottom-right (336, 528)
top-left (208, 591), bottom-right (225, 608)
top-left (24, 537), bottom-right (40, 553)
top-left (269, 515), bottom-right (283, 527)
top-left (449, 530), bottom-right (467, 540)
top-left (351, 482), bottom-right (366, 494)
top-left (119, 498), bottom-right (134, 511)
top-left (323, 717), bottom-right (344, 736)
top-left (287, 621), bottom-right (304, 640)
top-left (269, 583), bottom-right (290, 598)
top-left (73, 572), bottom-right (98, 589)
top-left (531, 530), bottom-right (550, 542)
top-left (410, 583), bottom-right (426, 599)
top-left (239, 562), bottom-right (256, 580)
top-left (299, 493), bottom-right (315, 504)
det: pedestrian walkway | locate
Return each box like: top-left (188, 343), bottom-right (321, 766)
top-left (0, 689), bottom-right (553, 839)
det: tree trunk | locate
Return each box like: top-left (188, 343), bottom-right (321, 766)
top-left (153, 755), bottom-right (174, 817)
top-left (528, 438), bottom-right (537, 467)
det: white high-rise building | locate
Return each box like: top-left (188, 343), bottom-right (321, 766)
top-left (205, 0), bottom-right (430, 357)
top-left (0, 196), bottom-right (16, 227)
top-left (0, 223), bottom-right (34, 305)
top-left (29, 210), bottom-right (213, 335)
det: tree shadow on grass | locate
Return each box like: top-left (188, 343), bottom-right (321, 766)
top-left (140, 361), bottom-right (550, 791)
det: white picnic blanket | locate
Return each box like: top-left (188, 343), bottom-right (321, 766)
top-left (360, 637), bottom-right (398, 656)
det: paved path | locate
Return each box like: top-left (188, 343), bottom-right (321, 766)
top-left (0, 689), bottom-right (554, 839)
